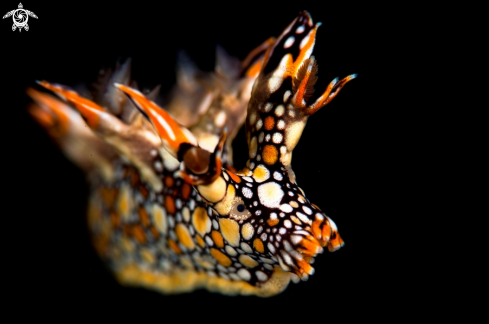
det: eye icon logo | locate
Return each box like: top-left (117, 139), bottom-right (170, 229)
top-left (3, 3), bottom-right (37, 32)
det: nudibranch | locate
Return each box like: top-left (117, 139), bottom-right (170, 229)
top-left (27, 11), bottom-right (356, 297)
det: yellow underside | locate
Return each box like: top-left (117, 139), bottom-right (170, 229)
top-left (115, 264), bottom-right (291, 297)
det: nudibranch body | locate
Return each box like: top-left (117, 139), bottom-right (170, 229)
top-left (28, 11), bottom-right (355, 297)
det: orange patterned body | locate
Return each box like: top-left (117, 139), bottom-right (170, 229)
top-left (27, 11), bottom-right (355, 297)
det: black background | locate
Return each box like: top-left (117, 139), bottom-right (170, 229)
top-left (1, 1), bottom-right (418, 321)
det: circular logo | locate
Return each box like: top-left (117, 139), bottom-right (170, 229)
top-left (13, 9), bottom-right (27, 27)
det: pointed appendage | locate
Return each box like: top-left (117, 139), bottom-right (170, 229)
top-left (34, 80), bottom-right (165, 191)
top-left (307, 73), bottom-right (357, 115)
top-left (27, 87), bottom-right (70, 137)
top-left (116, 83), bottom-right (224, 186)
top-left (37, 80), bottom-right (107, 130)
top-left (235, 11), bottom-right (348, 278)
top-left (241, 37), bottom-right (276, 78)
top-left (245, 10), bottom-right (357, 170)
top-left (26, 87), bottom-right (119, 179)
top-left (115, 83), bottom-right (197, 156)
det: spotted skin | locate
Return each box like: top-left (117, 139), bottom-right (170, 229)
top-left (28, 11), bottom-right (354, 297)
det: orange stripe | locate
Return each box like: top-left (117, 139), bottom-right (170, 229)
top-left (262, 145), bottom-right (278, 165)
top-left (138, 206), bottom-right (151, 227)
top-left (115, 84), bottom-right (193, 151)
top-left (168, 239), bottom-right (182, 254)
top-left (165, 195), bottom-right (175, 214)
top-left (196, 235), bottom-right (205, 247)
top-left (253, 238), bottom-right (264, 253)
top-left (101, 188), bottom-right (118, 207)
top-left (226, 170), bottom-right (242, 183)
top-left (139, 185), bottom-right (149, 199)
top-left (38, 81), bottom-right (106, 130)
top-left (295, 258), bottom-right (313, 276)
top-left (150, 227), bottom-right (160, 240)
top-left (132, 226), bottom-right (147, 244)
top-left (181, 183), bottom-right (191, 200)
top-left (264, 116), bottom-right (275, 130)
top-left (321, 221), bottom-right (331, 241)
top-left (267, 218), bottom-right (279, 226)
top-left (210, 248), bottom-right (232, 267)
top-left (311, 219), bottom-right (322, 241)
top-left (110, 212), bottom-right (120, 228)
top-left (26, 88), bottom-right (70, 136)
top-left (211, 230), bottom-right (224, 248)
top-left (327, 233), bottom-right (344, 252)
top-left (165, 176), bottom-right (174, 188)
top-left (292, 27), bottom-right (318, 76)
top-left (28, 105), bottom-right (55, 128)
top-left (297, 236), bottom-right (321, 256)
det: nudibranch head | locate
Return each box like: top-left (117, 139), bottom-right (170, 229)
top-left (195, 10), bottom-right (352, 280)
top-left (114, 11), bottom-right (351, 282)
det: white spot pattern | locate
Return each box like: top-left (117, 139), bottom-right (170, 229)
top-left (296, 211), bottom-right (311, 225)
top-left (264, 103), bottom-right (273, 112)
top-left (242, 187), bottom-right (253, 198)
top-left (225, 245), bottom-right (238, 256)
top-left (272, 132), bottom-right (283, 144)
top-left (283, 90), bottom-right (292, 102)
top-left (256, 271), bottom-right (268, 281)
top-left (300, 33), bottom-right (310, 49)
top-left (241, 242), bottom-right (253, 253)
top-left (268, 242), bottom-right (276, 254)
top-left (257, 182), bottom-right (284, 208)
top-left (280, 204), bottom-right (293, 213)
top-left (237, 268), bottom-right (251, 281)
top-left (284, 36), bottom-right (295, 48)
top-left (277, 120), bottom-right (285, 130)
top-left (256, 119), bottom-right (263, 130)
top-left (154, 161), bottom-right (163, 172)
top-left (205, 236), bottom-right (214, 246)
top-left (275, 105), bottom-right (284, 117)
top-left (273, 171), bottom-right (283, 181)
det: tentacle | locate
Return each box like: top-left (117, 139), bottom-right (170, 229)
top-left (92, 59), bottom-right (130, 116)
top-left (37, 81), bottom-right (164, 191)
top-left (37, 80), bottom-right (118, 133)
top-left (178, 129), bottom-right (227, 186)
top-left (291, 56), bottom-right (318, 108)
top-left (260, 11), bottom-right (318, 79)
top-left (26, 87), bottom-right (118, 180)
top-left (116, 83), bottom-right (225, 186)
top-left (27, 87), bottom-right (70, 137)
top-left (245, 11), bottom-right (357, 172)
top-left (165, 51), bottom-right (213, 128)
top-left (163, 44), bottom-right (267, 170)
top-left (90, 58), bottom-right (153, 124)
top-left (215, 45), bottom-right (241, 80)
top-left (308, 73), bottom-right (357, 115)
top-left (115, 83), bottom-right (197, 157)
top-left (241, 37), bottom-right (276, 78)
